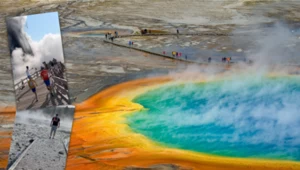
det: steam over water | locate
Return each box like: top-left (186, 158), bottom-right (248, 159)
top-left (127, 76), bottom-right (300, 161)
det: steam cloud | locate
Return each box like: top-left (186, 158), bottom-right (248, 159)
top-left (6, 16), bottom-right (33, 56)
top-left (7, 16), bottom-right (64, 83)
top-left (15, 106), bottom-right (75, 130)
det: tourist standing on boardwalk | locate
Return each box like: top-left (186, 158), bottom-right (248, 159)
top-left (26, 66), bottom-right (31, 78)
top-left (177, 29), bottom-right (179, 34)
top-left (28, 76), bottom-right (38, 102)
top-left (208, 57), bottom-right (212, 63)
top-left (49, 114), bottom-right (60, 139)
top-left (185, 55), bottom-right (187, 60)
top-left (129, 41), bottom-right (131, 46)
top-left (105, 34), bottom-right (107, 39)
top-left (40, 66), bottom-right (53, 96)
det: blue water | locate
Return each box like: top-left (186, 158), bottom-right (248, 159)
top-left (127, 76), bottom-right (300, 161)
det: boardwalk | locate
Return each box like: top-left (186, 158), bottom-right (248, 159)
top-left (16, 78), bottom-right (66, 110)
top-left (117, 32), bottom-right (238, 38)
top-left (8, 138), bottom-right (67, 170)
top-left (103, 40), bottom-right (236, 65)
top-left (14, 62), bottom-right (70, 111)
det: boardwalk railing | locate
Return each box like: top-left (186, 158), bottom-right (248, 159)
top-left (14, 70), bottom-right (41, 94)
top-left (51, 75), bottom-right (70, 104)
top-left (117, 32), bottom-right (237, 38)
top-left (104, 40), bottom-right (241, 65)
top-left (14, 61), bottom-right (70, 104)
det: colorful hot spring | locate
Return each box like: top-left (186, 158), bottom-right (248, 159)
top-left (126, 76), bottom-right (300, 161)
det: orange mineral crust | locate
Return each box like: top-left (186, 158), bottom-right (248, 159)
top-left (0, 107), bottom-right (16, 169)
top-left (66, 75), bottom-right (300, 170)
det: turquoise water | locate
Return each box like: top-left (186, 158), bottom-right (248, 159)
top-left (127, 76), bottom-right (300, 161)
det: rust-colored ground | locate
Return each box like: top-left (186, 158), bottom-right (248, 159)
top-left (0, 107), bottom-right (15, 169)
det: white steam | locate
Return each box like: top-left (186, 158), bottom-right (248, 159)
top-left (10, 17), bottom-right (64, 83)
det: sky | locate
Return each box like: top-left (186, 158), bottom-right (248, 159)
top-left (9, 12), bottom-right (64, 83)
top-left (24, 12), bottom-right (60, 41)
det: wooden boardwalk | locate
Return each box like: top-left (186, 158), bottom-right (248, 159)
top-left (15, 77), bottom-right (66, 110)
top-left (116, 32), bottom-right (246, 38)
top-left (7, 138), bottom-right (68, 170)
top-left (103, 40), bottom-right (237, 65)
top-left (14, 63), bottom-right (70, 111)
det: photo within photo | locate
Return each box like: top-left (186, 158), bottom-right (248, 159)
top-left (6, 105), bottom-right (74, 170)
top-left (6, 12), bottom-right (70, 111)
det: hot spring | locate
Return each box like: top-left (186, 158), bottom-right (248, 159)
top-left (127, 76), bottom-right (300, 161)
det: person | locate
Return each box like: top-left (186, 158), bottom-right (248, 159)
top-left (177, 29), bottom-right (179, 34)
top-left (49, 114), bottom-right (60, 139)
top-left (110, 36), bottom-right (114, 42)
top-left (185, 55), bottom-right (187, 60)
top-left (40, 66), bottom-right (53, 96)
top-left (105, 34), bottom-right (107, 39)
top-left (115, 31), bottom-right (118, 37)
top-left (172, 51), bottom-right (176, 57)
top-left (227, 57), bottom-right (230, 63)
top-left (26, 66), bottom-right (31, 78)
top-left (129, 41), bottom-right (131, 46)
top-left (208, 57), bottom-right (212, 63)
top-left (20, 81), bottom-right (25, 90)
top-left (27, 76), bottom-right (38, 101)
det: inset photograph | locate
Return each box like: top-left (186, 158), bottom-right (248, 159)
top-left (6, 12), bottom-right (70, 111)
top-left (6, 105), bottom-right (74, 170)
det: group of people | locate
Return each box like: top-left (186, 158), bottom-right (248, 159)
top-left (222, 57), bottom-right (232, 63)
top-left (26, 65), bottom-right (54, 102)
top-left (105, 31), bottom-right (119, 42)
top-left (141, 29), bottom-right (151, 35)
top-left (128, 40), bottom-right (134, 46)
top-left (163, 51), bottom-right (188, 60)
top-left (171, 51), bottom-right (182, 57)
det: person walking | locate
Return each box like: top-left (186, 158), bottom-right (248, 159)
top-left (105, 34), bottom-right (107, 39)
top-left (208, 57), bottom-right (212, 63)
top-left (26, 66), bottom-right (31, 78)
top-left (49, 114), bottom-right (60, 139)
top-left (40, 66), bottom-right (53, 96)
top-left (28, 76), bottom-right (38, 102)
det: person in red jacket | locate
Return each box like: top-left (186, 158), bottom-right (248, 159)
top-left (40, 66), bottom-right (53, 96)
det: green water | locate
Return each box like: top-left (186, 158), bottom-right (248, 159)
top-left (127, 76), bottom-right (300, 161)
